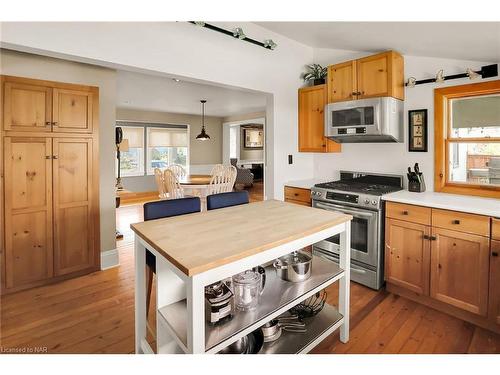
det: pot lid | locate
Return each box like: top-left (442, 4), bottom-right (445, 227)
top-left (232, 270), bottom-right (260, 285)
top-left (278, 251), bottom-right (311, 266)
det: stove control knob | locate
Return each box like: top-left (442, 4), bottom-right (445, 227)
top-left (364, 199), bottom-right (370, 204)
top-left (371, 200), bottom-right (377, 206)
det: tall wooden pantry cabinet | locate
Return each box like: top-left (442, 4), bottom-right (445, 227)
top-left (1, 75), bottom-right (100, 294)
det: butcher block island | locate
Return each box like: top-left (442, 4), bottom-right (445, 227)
top-left (131, 200), bottom-right (352, 354)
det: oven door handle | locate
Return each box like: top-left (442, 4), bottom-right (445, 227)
top-left (314, 201), bottom-right (376, 219)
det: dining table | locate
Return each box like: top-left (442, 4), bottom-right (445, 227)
top-left (178, 174), bottom-right (212, 210)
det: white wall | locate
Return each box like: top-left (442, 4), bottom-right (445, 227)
top-left (0, 22), bottom-right (315, 200)
top-left (312, 48), bottom-right (498, 190)
top-left (0, 49), bottom-right (117, 254)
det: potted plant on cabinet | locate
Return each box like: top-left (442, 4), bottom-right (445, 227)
top-left (302, 64), bottom-right (327, 86)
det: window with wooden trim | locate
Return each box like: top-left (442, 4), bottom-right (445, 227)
top-left (434, 80), bottom-right (500, 198)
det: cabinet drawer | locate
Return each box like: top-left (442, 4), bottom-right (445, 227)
top-left (386, 202), bottom-right (431, 225)
top-left (492, 218), bottom-right (500, 241)
top-left (284, 186), bottom-right (311, 204)
top-left (432, 209), bottom-right (490, 237)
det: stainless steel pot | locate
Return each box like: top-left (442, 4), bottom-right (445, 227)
top-left (273, 251), bottom-right (312, 282)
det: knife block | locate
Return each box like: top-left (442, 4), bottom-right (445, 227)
top-left (408, 174), bottom-right (426, 193)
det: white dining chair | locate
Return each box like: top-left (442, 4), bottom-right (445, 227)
top-left (164, 169), bottom-right (185, 199)
top-left (154, 168), bottom-right (168, 199)
top-left (167, 164), bottom-right (187, 179)
top-left (208, 165), bottom-right (237, 195)
top-left (210, 164), bottom-right (225, 176)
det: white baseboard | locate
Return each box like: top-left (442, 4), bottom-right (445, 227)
top-left (101, 248), bottom-right (119, 270)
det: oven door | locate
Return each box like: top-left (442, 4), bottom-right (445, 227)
top-left (312, 200), bottom-right (380, 268)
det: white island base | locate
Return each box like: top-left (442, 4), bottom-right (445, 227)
top-left (131, 200), bottom-right (352, 354)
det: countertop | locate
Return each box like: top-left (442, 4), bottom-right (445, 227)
top-left (131, 200), bottom-right (352, 276)
top-left (383, 190), bottom-right (500, 218)
top-left (284, 178), bottom-right (329, 190)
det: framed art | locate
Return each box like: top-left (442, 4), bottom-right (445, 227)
top-left (244, 128), bottom-right (264, 149)
top-left (408, 109), bottom-right (428, 152)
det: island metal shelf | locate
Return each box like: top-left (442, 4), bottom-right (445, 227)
top-left (157, 255), bottom-right (344, 353)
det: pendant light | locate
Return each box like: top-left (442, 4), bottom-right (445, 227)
top-left (196, 100), bottom-right (211, 141)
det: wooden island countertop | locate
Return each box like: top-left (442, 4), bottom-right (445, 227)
top-left (131, 199), bottom-right (352, 276)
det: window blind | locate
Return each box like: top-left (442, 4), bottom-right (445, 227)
top-left (122, 126), bottom-right (144, 148)
top-left (148, 127), bottom-right (188, 147)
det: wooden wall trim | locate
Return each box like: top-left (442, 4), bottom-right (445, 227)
top-left (434, 80), bottom-right (500, 199)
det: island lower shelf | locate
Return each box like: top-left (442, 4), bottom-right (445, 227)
top-left (158, 254), bottom-right (344, 353)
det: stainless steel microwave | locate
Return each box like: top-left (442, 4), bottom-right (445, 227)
top-left (324, 97), bottom-right (404, 143)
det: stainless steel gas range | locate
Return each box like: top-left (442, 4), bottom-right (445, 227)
top-left (311, 171), bottom-right (403, 290)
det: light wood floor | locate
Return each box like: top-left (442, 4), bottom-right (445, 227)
top-left (1, 188), bottom-right (499, 354)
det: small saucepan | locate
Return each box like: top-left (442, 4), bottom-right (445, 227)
top-left (273, 251), bottom-right (312, 282)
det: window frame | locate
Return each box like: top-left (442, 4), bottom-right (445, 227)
top-left (145, 126), bottom-right (189, 175)
top-left (116, 121), bottom-right (189, 178)
top-left (434, 80), bottom-right (500, 198)
top-left (119, 126), bottom-right (145, 177)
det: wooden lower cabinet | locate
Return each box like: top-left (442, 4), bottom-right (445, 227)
top-left (2, 135), bottom-right (98, 292)
top-left (488, 240), bottom-right (500, 324)
top-left (385, 218), bottom-right (430, 295)
top-left (284, 186), bottom-right (311, 206)
top-left (430, 227), bottom-right (490, 316)
top-left (53, 138), bottom-right (95, 276)
top-left (4, 137), bottom-right (53, 288)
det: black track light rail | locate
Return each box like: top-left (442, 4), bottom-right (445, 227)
top-left (188, 21), bottom-right (274, 50)
top-left (406, 64), bottom-right (498, 86)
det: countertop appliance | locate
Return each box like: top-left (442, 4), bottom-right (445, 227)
top-left (205, 281), bottom-right (234, 325)
top-left (325, 97), bottom-right (404, 143)
top-left (310, 171), bottom-right (403, 289)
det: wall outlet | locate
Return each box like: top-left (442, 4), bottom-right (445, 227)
top-left (288, 155), bottom-right (293, 165)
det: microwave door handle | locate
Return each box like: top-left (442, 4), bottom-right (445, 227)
top-left (314, 202), bottom-right (376, 219)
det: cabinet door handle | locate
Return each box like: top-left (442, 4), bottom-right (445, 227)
top-left (430, 236), bottom-right (437, 241)
top-left (294, 193), bottom-right (299, 196)
top-left (423, 234), bottom-right (430, 240)
top-left (52, 122), bottom-right (58, 126)
top-left (45, 121), bottom-right (51, 126)
top-left (45, 155), bottom-right (52, 159)
top-left (492, 252), bottom-right (499, 257)
top-left (452, 220), bottom-right (460, 225)
top-left (52, 155), bottom-right (59, 159)
top-left (402, 210), bottom-right (409, 215)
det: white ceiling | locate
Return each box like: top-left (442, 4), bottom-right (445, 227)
top-left (255, 22), bottom-right (500, 62)
top-left (116, 70), bottom-right (267, 117)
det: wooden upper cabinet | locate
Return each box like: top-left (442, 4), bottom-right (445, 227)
top-left (357, 53), bottom-right (389, 98)
top-left (53, 138), bottom-right (95, 276)
top-left (2, 77), bottom-right (94, 134)
top-left (327, 61), bottom-right (356, 103)
top-left (53, 88), bottom-right (93, 133)
top-left (298, 85), bottom-right (341, 153)
top-left (385, 218), bottom-right (431, 295)
top-left (326, 50), bottom-right (404, 104)
top-left (3, 82), bottom-right (52, 132)
top-left (430, 227), bottom-right (490, 316)
top-left (489, 240), bottom-right (500, 325)
top-left (3, 137), bottom-right (53, 288)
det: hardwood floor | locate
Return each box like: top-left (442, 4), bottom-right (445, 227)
top-left (1, 194), bottom-right (500, 354)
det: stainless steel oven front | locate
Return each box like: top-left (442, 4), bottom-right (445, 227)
top-left (312, 200), bottom-right (381, 268)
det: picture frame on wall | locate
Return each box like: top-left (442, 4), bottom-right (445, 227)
top-left (408, 109), bottom-right (428, 152)
top-left (244, 128), bottom-right (264, 149)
